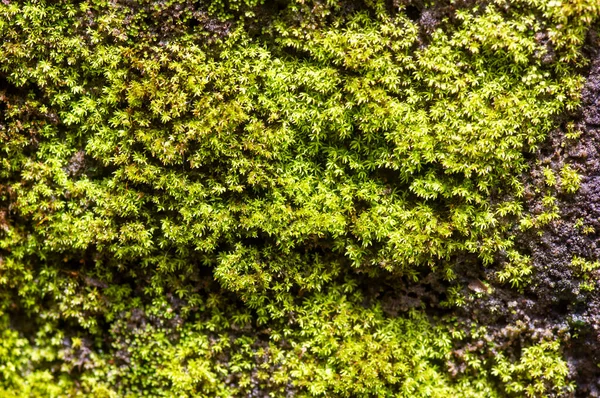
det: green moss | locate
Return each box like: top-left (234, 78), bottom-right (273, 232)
top-left (560, 164), bottom-right (581, 194)
top-left (570, 256), bottom-right (600, 292)
top-left (0, 0), bottom-right (598, 396)
top-left (492, 341), bottom-right (573, 397)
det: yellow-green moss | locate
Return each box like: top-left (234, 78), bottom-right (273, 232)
top-left (0, 0), bottom-right (597, 396)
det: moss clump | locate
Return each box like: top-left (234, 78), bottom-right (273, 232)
top-left (0, 0), bottom-right (598, 396)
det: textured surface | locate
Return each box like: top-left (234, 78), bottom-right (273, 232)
top-left (0, 0), bottom-right (599, 396)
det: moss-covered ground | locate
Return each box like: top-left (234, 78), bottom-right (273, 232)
top-left (1, 0), bottom-right (599, 396)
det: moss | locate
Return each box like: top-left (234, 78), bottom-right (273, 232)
top-left (491, 341), bottom-right (572, 397)
top-left (0, 0), bottom-right (598, 396)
